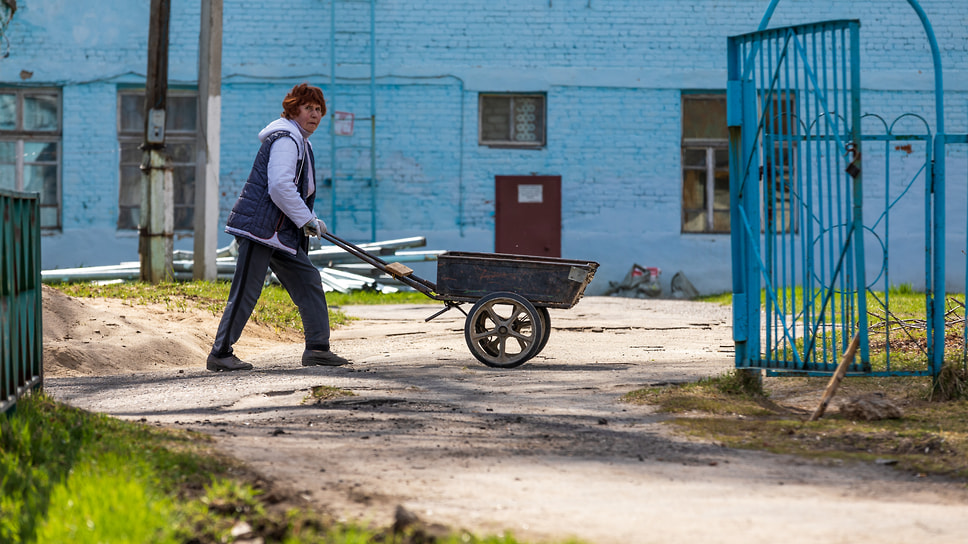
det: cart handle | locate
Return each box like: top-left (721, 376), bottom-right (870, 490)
top-left (319, 232), bottom-right (439, 295)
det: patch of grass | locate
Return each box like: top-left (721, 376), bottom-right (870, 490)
top-left (34, 452), bottom-right (177, 543)
top-left (53, 280), bottom-right (228, 312)
top-left (697, 292), bottom-right (733, 306)
top-left (674, 415), bottom-right (967, 477)
top-left (326, 289), bottom-right (431, 306)
top-left (1, 392), bottom-right (218, 543)
top-left (624, 372), bottom-right (968, 481)
top-left (674, 406), bottom-right (968, 479)
top-left (307, 385), bottom-right (356, 403)
top-left (2, 393), bottom-right (574, 544)
top-left (52, 281), bottom-right (435, 332)
top-left (930, 363), bottom-right (968, 402)
top-left (701, 286), bottom-right (930, 320)
top-left (698, 287), bottom-right (968, 376)
top-left (51, 281), bottom-right (428, 331)
top-left (622, 370), bottom-right (775, 417)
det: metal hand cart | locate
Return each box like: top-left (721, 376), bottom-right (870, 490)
top-left (321, 233), bottom-right (599, 369)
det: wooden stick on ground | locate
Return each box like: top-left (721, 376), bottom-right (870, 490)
top-left (808, 332), bottom-right (861, 422)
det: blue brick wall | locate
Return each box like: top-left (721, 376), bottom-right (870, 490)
top-left (2, 0), bottom-right (965, 294)
top-left (61, 84), bottom-right (120, 230)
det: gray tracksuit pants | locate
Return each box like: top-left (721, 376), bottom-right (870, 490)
top-left (211, 236), bottom-right (330, 357)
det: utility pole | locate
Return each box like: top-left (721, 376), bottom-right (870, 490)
top-left (140, 0), bottom-right (174, 283)
top-left (194, 0), bottom-right (222, 281)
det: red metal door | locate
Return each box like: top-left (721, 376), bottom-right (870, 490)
top-left (495, 175), bottom-right (561, 257)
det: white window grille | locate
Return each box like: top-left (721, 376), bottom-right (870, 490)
top-left (479, 93), bottom-right (546, 148)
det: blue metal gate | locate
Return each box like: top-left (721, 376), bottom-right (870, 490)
top-left (729, 1), bottom-right (963, 378)
top-left (728, 20), bottom-right (871, 375)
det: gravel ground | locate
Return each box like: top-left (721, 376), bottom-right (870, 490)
top-left (43, 294), bottom-right (968, 544)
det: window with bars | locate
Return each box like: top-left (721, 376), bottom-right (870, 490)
top-left (681, 94), bottom-right (730, 233)
top-left (681, 93), bottom-right (798, 234)
top-left (479, 93), bottom-right (545, 148)
top-left (0, 88), bottom-right (61, 230)
top-left (117, 90), bottom-right (197, 230)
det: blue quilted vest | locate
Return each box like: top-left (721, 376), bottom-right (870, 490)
top-left (225, 131), bottom-right (316, 254)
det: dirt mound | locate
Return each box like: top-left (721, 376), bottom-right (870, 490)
top-left (41, 285), bottom-right (299, 377)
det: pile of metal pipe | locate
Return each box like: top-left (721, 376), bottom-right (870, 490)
top-left (42, 236), bottom-right (440, 293)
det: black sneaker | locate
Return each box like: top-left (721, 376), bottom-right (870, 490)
top-left (302, 349), bottom-right (351, 367)
top-left (206, 353), bottom-right (254, 372)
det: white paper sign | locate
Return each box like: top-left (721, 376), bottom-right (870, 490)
top-left (517, 184), bottom-right (543, 203)
top-left (333, 111), bottom-right (354, 136)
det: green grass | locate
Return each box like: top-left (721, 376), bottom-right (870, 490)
top-left (622, 371), bottom-right (776, 418)
top-left (643, 288), bottom-right (968, 481)
top-left (50, 281), bottom-right (431, 332)
top-left (1, 393), bottom-right (190, 543)
top-left (325, 289), bottom-right (430, 306)
top-left (35, 452), bottom-right (177, 543)
top-left (51, 280), bottom-right (321, 330)
top-left (702, 286), bottom-right (968, 373)
top-left (1, 392), bottom-right (565, 544)
top-left (700, 285), bottom-right (930, 321)
top-left (306, 385), bottom-right (356, 403)
top-left (623, 368), bottom-right (968, 481)
top-left (697, 292), bottom-right (733, 306)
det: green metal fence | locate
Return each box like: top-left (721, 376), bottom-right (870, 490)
top-left (1, 188), bottom-right (43, 415)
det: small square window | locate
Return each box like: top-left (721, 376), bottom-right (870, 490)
top-left (479, 94), bottom-right (545, 148)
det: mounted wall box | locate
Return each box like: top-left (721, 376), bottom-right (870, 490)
top-left (147, 108), bottom-right (166, 143)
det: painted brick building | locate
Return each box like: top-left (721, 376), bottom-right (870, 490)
top-left (1, 0), bottom-right (965, 295)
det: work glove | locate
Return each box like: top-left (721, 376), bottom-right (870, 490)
top-left (302, 217), bottom-right (327, 238)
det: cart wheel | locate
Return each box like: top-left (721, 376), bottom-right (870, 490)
top-left (512, 306), bottom-right (551, 362)
top-left (464, 292), bottom-right (543, 368)
top-left (532, 306), bottom-right (552, 358)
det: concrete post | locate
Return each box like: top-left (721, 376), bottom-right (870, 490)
top-left (139, 149), bottom-right (174, 283)
top-left (140, 0), bottom-right (173, 283)
top-left (194, 0), bottom-right (222, 281)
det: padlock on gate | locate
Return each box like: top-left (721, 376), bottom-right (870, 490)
top-left (844, 142), bottom-right (861, 179)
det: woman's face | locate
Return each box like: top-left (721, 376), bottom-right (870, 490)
top-left (293, 102), bottom-right (323, 135)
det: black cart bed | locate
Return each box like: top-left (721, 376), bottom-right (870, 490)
top-left (321, 233), bottom-right (599, 368)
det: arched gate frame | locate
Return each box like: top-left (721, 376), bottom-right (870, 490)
top-left (728, 2), bottom-right (964, 377)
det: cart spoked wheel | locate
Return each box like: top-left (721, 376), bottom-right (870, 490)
top-left (510, 306), bottom-right (552, 362)
top-left (531, 306), bottom-right (552, 358)
top-left (464, 292), bottom-right (543, 368)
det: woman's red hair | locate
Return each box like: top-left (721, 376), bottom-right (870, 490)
top-left (282, 83), bottom-right (326, 119)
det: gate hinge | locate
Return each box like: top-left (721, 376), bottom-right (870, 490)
top-left (726, 80), bottom-right (743, 127)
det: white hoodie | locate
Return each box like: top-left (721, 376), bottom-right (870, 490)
top-left (257, 117), bottom-right (316, 229)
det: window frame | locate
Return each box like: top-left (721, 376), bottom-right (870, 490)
top-left (681, 93), bottom-right (730, 234)
top-left (116, 88), bottom-right (198, 231)
top-left (478, 93), bottom-right (547, 149)
top-left (0, 87), bottom-right (62, 230)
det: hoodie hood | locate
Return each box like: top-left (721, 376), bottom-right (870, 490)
top-left (258, 117), bottom-right (310, 158)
